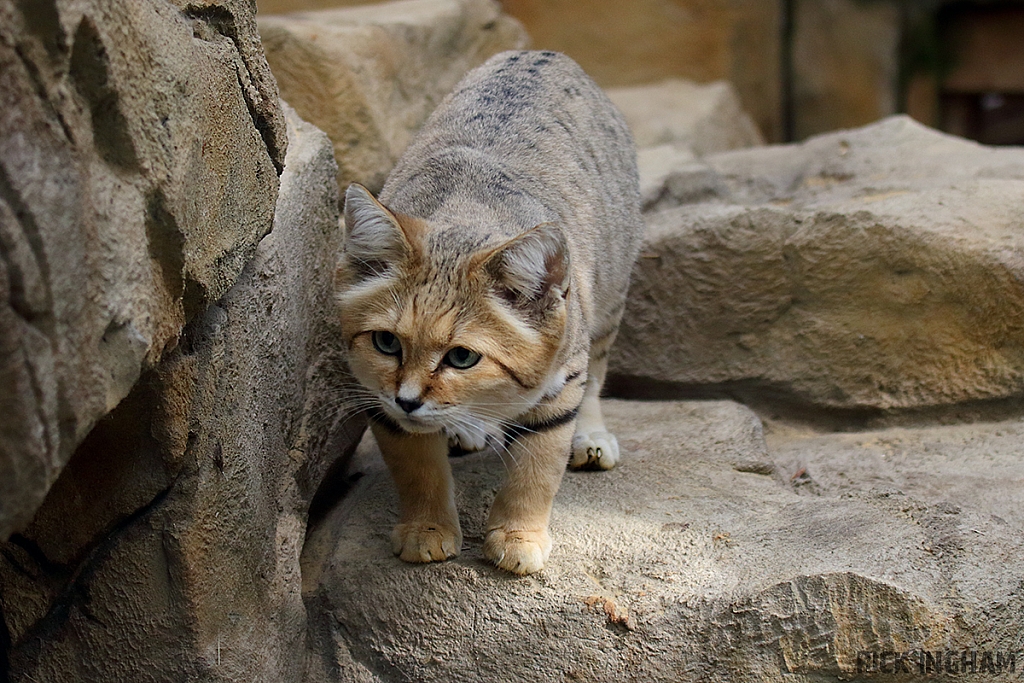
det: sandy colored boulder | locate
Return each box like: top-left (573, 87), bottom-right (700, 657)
top-left (636, 144), bottom-right (730, 212)
top-left (611, 116), bottom-right (1024, 412)
top-left (606, 79), bottom-right (764, 156)
top-left (259, 0), bottom-right (528, 194)
top-left (1, 105), bottom-right (364, 682)
top-left (0, 0), bottom-right (286, 540)
top-left (302, 399), bottom-right (1024, 681)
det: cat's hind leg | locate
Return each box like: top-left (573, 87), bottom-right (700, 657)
top-left (570, 341), bottom-right (619, 470)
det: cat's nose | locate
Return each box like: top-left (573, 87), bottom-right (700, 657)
top-left (395, 397), bottom-right (423, 414)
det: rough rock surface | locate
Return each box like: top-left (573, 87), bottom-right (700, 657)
top-left (0, 0), bottom-right (286, 540)
top-left (259, 0), bottom-right (528, 194)
top-left (606, 79), bottom-right (764, 156)
top-left (303, 399), bottom-right (1024, 681)
top-left (635, 145), bottom-right (729, 213)
top-left (612, 116), bottom-right (1024, 412)
top-left (0, 105), bottom-right (364, 683)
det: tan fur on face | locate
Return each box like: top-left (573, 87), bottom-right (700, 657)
top-left (340, 211), bottom-right (567, 438)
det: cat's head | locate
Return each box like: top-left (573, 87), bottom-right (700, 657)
top-left (336, 184), bottom-right (570, 443)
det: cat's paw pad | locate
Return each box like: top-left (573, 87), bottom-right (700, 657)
top-left (483, 527), bottom-right (551, 575)
top-left (570, 431), bottom-right (619, 470)
top-left (391, 522), bottom-right (462, 563)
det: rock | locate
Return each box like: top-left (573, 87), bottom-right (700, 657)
top-left (636, 144), bottom-right (729, 212)
top-left (0, 104), bottom-right (365, 682)
top-left (258, 0), bottom-right (528, 194)
top-left (606, 79), bottom-right (764, 155)
top-left (0, 0), bottom-right (286, 540)
top-left (302, 399), bottom-right (1024, 681)
top-left (611, 116), bottom-right (1024, 412)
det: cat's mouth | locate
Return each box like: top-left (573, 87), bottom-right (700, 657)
top-left (380, 403), bottom-right (443, 434)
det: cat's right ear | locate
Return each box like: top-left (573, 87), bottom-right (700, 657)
top-left (342, 184), bottom-right (411, 275)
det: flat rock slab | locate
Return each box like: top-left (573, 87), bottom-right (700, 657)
top-left (612, 116), bottom-right (1024, 412)
top-left (305, 400), bottom-right (1024, 681)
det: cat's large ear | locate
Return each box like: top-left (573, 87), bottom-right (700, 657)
top-left (342, 184), bottom-right (411, 275)
top-left (483, 223), bottom-right (570, 307)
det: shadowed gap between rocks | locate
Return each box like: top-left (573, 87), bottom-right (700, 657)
top-left (144, 188), bottom-right (209, 324)
top-left (605, 373), bottom-right (1024, 431)
top-left (306, 462), bottom-right (363, 535)
top-left (0, 362), bottom-right (182, 670)
top-left (299, 435), bottom-right (368, 598)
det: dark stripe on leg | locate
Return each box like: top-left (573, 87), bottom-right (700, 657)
top-left (539, 368), bottom-right (587, 403)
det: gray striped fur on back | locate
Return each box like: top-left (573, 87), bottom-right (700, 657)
top-left (379, 50), bottom-right (643, 343)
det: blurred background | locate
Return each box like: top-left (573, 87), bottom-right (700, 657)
top-left (256, 0), bottom-right (1024, 145)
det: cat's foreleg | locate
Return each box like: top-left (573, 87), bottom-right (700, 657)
top-left (570, 351), bottom-right (619, 470)
top-left (484, 415), bottom-right (577, 575)
top-left (372, 423), bottom-right (462, 563)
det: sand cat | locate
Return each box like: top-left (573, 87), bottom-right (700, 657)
top-left (336, 50), bottom-right (643, 575)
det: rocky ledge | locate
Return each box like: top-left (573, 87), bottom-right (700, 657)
top-left (303, 399), bottom-right (1024, 682)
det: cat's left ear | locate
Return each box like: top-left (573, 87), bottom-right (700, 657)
top-left (482, 223), bottom-right (570, 306)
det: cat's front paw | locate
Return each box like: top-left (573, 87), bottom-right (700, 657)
top-left (392, 522), bottom-right (462, 563)
top-left (483, 526), bottom-right (551, 575)
top-left (444, 423), bottom-right (490, 452)
top-left (570, 431), bottom-right (619, 470)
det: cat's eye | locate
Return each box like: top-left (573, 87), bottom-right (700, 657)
top-left (444, 346), bottom-right (481, 369)
top-left (371, 331), bottom-right (402, 356)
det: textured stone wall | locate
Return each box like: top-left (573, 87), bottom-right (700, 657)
top-left (1, 98), bottom-right (364, 683)
top-left (791, 0), bottom-right (901, 141)
top-left (0, 0), bottom-right (286, 541)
